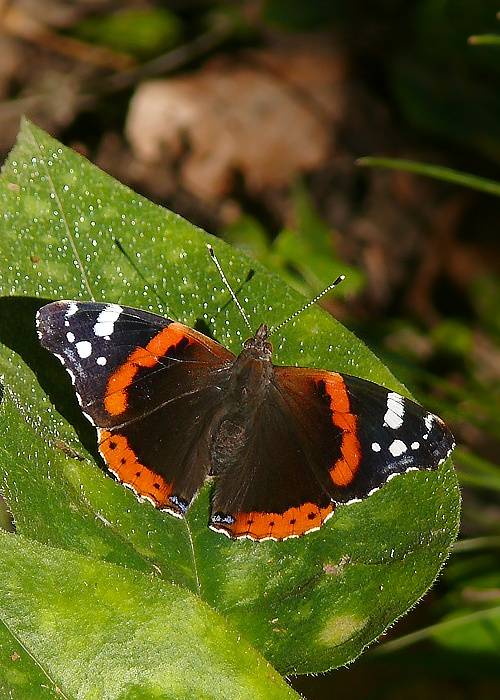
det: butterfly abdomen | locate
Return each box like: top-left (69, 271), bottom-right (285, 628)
top-left (210, 419), bottom-right (247, 476)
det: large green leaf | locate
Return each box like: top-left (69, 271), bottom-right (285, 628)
top-left (0, 120), bottom-right (460, 679)
top-left (0, 531), bottom-right (296, 700)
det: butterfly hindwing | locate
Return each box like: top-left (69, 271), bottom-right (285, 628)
top-left (210, 366), bottom-right (454, 541)
top-left (36, 301), bottom-right (234, 515)
top-left (210, 383), bottom-right (335, 540)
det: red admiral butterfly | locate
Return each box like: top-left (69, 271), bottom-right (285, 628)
top-left (36, 247), bottom-right (455, 541)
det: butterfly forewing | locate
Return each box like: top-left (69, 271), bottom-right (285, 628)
top-left (36, 301), bottom-right (234, 515)
top-left (274, 367), bottom-right (455, 504)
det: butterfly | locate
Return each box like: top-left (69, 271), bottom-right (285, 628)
top-left (36, 249), bottom-right (455, 542)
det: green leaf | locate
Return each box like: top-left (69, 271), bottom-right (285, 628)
top-left (0, 531), bottom-right (297, 699)
top-left (357, 157), bottom-right (500, 197)
top-left (0, 120), bottom-right (460, 676)
top-left (73, 8), bottom-right (182, 60)
top-left (0, 388), bottom-right (197, 585)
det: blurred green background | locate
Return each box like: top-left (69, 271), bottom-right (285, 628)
top-left (0, 1), bottom-right (499, 698)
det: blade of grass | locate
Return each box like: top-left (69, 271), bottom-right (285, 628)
top-left (468, 34), bottom-right (500, 46)
top-left (456, 472), bottom-right (500, 492)
top-left (357, 157), bottom-right (500, 197)
top-left (452, 537), bottom-right (500, 554)
top-left (376, 606), bottom-right (500, 653)
top-left (454, 448), bottom-right (500, 492)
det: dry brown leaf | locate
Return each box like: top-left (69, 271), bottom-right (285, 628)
top-left (126, 43), bottom-right (346, 200)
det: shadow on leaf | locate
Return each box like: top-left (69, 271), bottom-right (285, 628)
top-left (0, 295), bottom-right (99, 462)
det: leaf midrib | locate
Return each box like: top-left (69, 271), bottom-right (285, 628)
top-left (26, 124), bottom-right (94, 302)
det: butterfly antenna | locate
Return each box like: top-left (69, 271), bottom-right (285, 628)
top-left (268, 275), bottom-right (345, 337)
top-left (207, 244), bottom-right (252, 332)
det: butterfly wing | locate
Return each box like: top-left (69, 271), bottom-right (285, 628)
top-left (209, 380), bottom-right (336, 541)
top-left (275, 367), bottom-right (455, 503)
top-left (210, 366), bottom-right (454, 541)
top-left (36, 301), bottom-right (234, 516)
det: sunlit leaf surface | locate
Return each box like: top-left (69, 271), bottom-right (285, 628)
top-left (0, 531), bottom-right (296, 699)
top-left (0, 121), bottom-right (460, 680)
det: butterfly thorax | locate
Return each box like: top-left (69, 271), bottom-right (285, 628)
top-left (228, 323), bottom-right (274, 401)
top-left (209, 325), bottom-right (274, 475)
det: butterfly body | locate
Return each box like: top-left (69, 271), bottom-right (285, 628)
top-left (36, 301), bottom-right (455, 542)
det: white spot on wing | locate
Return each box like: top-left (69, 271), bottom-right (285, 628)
top-left (76, 340), bottom-right (92, 358)
top-left (65, 303), bottom-right (78, 317)
top-left (411, 441), bottom-right (420, 450)
top-left (423, 413), bottom-right (434, 440)
top-left (96, 356), bottom-right (107, 366)
top-left (93, 304), bottom-right (123, 337)
top-left (371, 442), bottom-right (381, 452)
top-left (66, 331), bottom-right (75, 343)
top-left (389, 439), bottom-right (407, 457)
top-left (384, 392), bottom-right (405, 430)
top-left (82, 409), bottom-right (95, 425)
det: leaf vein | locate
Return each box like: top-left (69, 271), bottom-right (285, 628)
top-left (0, 616), bottom-right (71, 700)
top-left (26, 123), bottom-right (95, 301)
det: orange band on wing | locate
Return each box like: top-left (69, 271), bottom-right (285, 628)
top-left (214, 502), bottom-right (334, 541)
top-left (104, 323), bottom-right (189, 416)
top-left (320, 373), bottom-right (361, 487)
top-left (98, 429), bottom-right (173, 507)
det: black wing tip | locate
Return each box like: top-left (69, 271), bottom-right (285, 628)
top-left (35, 301), bottom-right (82, 346)
top-left (36, 299), bottom-right (76, 321)
top-left (432, 414), bottom-right (456, 463)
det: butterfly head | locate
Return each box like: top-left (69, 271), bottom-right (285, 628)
top-left (242, 323), bottom-right (273, 361)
